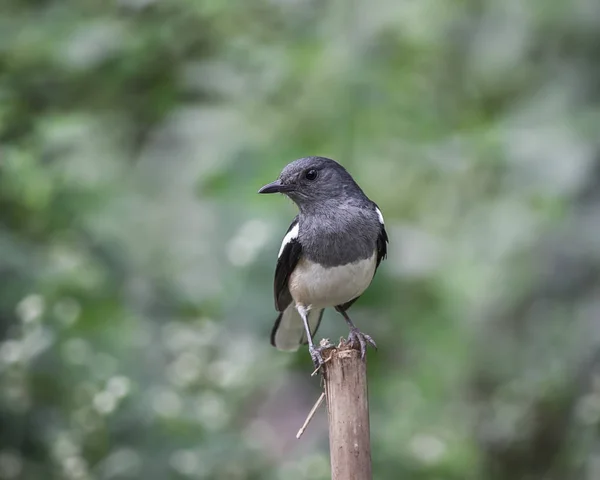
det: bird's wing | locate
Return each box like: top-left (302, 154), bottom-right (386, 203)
top-left (374, 205), bottom-right (388, 270)
top-left (271, 216), bottom-right (324, 351)
top-left (274, 216), bottom-right (301, 312)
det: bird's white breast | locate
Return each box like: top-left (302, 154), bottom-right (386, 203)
top-left (289, 252), bottom-right (377, 309)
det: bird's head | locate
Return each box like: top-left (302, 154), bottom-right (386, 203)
top-left (258, 157), bottom-right (362, 209)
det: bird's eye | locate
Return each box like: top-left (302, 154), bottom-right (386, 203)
top-left (305, 169), bottom-right (318, 181)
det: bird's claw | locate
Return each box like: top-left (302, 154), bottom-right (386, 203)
top-left (309, 345), bottom-right (326, 370)
top-left (347, 327), bottom-right (377, 359)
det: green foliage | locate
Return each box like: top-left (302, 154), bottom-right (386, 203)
top-left (2, 0), bottom-right (600, 479)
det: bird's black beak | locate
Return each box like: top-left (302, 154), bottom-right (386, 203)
top-left (258, 179), bottom-right (285, 194)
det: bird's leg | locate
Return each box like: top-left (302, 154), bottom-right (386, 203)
top-left (335, 307), bottom-right (377, 359)
top-left (297, 305), bottom-right (326, 369)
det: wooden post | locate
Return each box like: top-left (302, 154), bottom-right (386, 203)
top-left (322, 342), bottom-right (372, 480)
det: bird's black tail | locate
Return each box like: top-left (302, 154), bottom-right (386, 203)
top-left (270, 306), bottom-right (324, 351)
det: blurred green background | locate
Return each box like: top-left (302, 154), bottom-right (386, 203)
top-left (2, 0), bottom-right (600, 479)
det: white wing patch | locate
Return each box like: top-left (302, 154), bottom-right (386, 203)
top-left (278, 223), bottom-right (299, 258)
top-left (375, 207), bottom-right (385, 225)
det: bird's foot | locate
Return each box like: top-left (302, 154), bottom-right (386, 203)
top-left (308, 345), bottom-right (326, 371)
top-left (347, 327), bottom-right (377, 359)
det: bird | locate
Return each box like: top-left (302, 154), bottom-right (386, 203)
top-left (258, 156), bottom-right (388, 368)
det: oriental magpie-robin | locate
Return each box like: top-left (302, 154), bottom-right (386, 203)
top-left (258, 157), bottom-right (388, 368)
